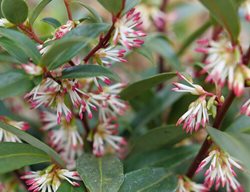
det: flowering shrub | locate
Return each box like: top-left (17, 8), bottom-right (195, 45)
top-left (0, 0), bottom-right (250, 191)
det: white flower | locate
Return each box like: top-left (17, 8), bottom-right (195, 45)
top-left (0, 116), bottom-right (29, 142)
top-left (241, 98), bottom-right (250, 116)
top-left (113, 8), bottom-right (146, 49)
top-left (196, 37), bottom-right (242, 95)
top-left (93, 121), bottom-right (127, 157)
top-left (21, 63), bottom-right (43, 76)
top-left (0, 18), bottom-right (14, 28)
top-left (95, 46), bottom-right (127, 66)
top-left (54, 20), bottom-right (75, 40)
top-left (173, 73), bottom-right (208, 96)
top-left (176, 96), bottom-right (209, 133)
top-left (41, 111), bottom-right (83, 168)
top-left (176, 176), bottom-right (208, 192)
top-left (21, 165), bottom-right (81, 192)
top-left (196, 146), bottom-right (243, 192)
top-left (242, 0), bottom-right (250, 21)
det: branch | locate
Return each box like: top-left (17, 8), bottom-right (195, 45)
top-left (18, 24), bottom-right (43, 44)
top-left (64, 0), bottom-right (73, 20)
top-left (83, 0), bottom-right (126, 63)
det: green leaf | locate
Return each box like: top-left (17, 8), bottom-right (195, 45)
top-left (131, 125), bottom-right (187, 153)
top-left (123, 0), bottom-right (141, 14)
top-left (97, 0), bottom-right (123, 15)
top-left (0, 121), bottom-right (65, 167)
top-left (0, 37), bottom-right (28, 63)
top-left (0, 143), bottom-right (50, 174)
top-left (177, 20), bottom-right (211, 56)
top-left (41, 23), bottom-right (109, 70)
top-left (41, 17), bottom-right (61, 28)
top-left (134, 46), bottom-right (154, 64)
top-left (120, 72), bottom-right (176, 100)
top-left (62, 65), bottom-right (120, 81)
top-left (1, 0), bottom-right (28, 24)
top-left (119, 168), bottom-right (177, 192)
top-left (125, 145), bottom-right (199, 172)
top-left (145, 34), bottom-right (182, 70)
top-left (77, 154), bottom-right (124, 192)
top-left (0, 28), bottom-right (41, 64)
top-left (41, 38), bottom-right (87, 70)
top-left (72, 1), bottom-right (103, 23)
top-left (226, 116), bottom-right (250, 133)
top-left (207, 127), bottom-right (250, 171)
top-left (0, 70), bottom-right (33, 99)
top-left (131, 86), bottom-right (184, 129)
top-left (0, 53), bottom-right (20, 63)
top-left (29, 0), bottom-right (52, 25)
top-left (199, 0), bottom-right (240, 42)
top-left (57, 181), bottom-right (86, 192)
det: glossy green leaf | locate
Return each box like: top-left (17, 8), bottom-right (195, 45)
top-left (199, 0), bottom-right (240, 42)
top-left (62, 65), bottom-right (120, 81)
top-left (97, 0), bottom-right (123, 15)
top-left (131, 125), bottom-right (187, 153)
top-left (0, 37), bottom-right (28, 63)
top-left (57, 181), bottom-right (86, 192)
top-left (123, 0), bottom-right (141, 14)
top-left (120, 72), bottom-right (176, 100)
top-left (226, 116), bottom-right (250, 133)
top-left (41, 23), bottom-right (109, 70)
top-left (29, 0), bottom-right (52, 25)
top-left (145, 34), bottom-right (182, 70)
top-left (0, 71), bottom-right (33, 99)
top-left (77, 154), bottom-right (124, 192)
top-left (41, 17), bottom-right (61, 28)
top-left (207, 127), bottom-right (250, 171)
top-left (0, 143), bottom-right (50, 174)
top-left (1, 0), bottom-right (28, 24)
top-left (0, 121), bottom-right (65, 167)
top-left (0, 28), bottom-right (41, 64)
top-left (177, 20), bottom-right (211, 56)
top-left (72, 1), bottom-right (103, 23)
top-left (119, 168), bottom-right (177, 192)
top-left (125, 145), bottom-right (199, 172)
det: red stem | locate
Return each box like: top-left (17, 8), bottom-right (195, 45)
top-left (186, 91), bottom-right (235, 178)
top-left (64, 0), bottom-right (73, 20)
top-left (83, 0), bottom-right (126, 63)
top-left (18, 24), bottom-right (43, 44)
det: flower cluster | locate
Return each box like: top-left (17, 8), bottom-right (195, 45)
top-left (173, 73), bottom-right (216, 133)
top-left (0, 116), bottom-right (29, 142)
top-left (196, 37), bottom-right (250, 97)
top-left (176, 175), bottom-right (208, 192)
top-left (196, 146), bottom-right (243, 192)
top-left (21, 165), bottom-right (81, 192)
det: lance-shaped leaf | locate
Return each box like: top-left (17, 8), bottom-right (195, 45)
top-left (199, 0), bottom-right (240, 42)
top-left (120, 72), bottom-right (176, 100)
top-left (41, 17), bottom-right (61, 28)
top-left (1, 0), bottom-right (28, 24)
top-left (62, 64), bottom-right (119, 81)
top-left (207, 127), bottom-right (250, 171)
top-left (77, 154), bottom-right (124, 192)
top-left (0, 28), bottom-right (41, 64)
top-left (41, 23), bottom-right (109, 70)
top-left (0, 143), bottom-right (50, 174)
top-left (97, 0), bottom-right (123, 15)
top-left (119, 168), bottom-right (177, 192)
top-left (71, 1), bottom-right (103, 23)
top-left (0, 121), bottom-right (65, 167)
top-left (131, 125), bottom-right (187, 153)
top-left (0, 70), bottom-right (33, 99)
top-left (29, 0), bottom-right (53, 25)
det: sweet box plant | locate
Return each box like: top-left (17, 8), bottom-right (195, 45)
top-left (0, 0), bottom-right (250, 191)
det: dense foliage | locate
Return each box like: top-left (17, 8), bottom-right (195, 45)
top-left (0, 0), bottom-right (250, 191)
